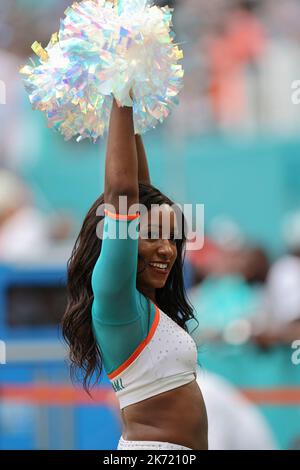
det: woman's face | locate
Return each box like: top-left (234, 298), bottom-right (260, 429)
top-left (137, 204), bottom-right (178, 297)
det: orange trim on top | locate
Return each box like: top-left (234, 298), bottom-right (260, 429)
top-left (104, 209), bottom-right (140, 221)
top-left (108, 304), bottom-right (160, 381)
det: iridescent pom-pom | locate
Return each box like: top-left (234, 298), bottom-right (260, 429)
top-left (20, 0), bottom-right (184, 142)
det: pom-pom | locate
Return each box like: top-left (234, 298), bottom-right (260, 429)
top-left (20, 0), bottom-right (184, 142)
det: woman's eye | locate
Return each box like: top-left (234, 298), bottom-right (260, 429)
top-left (143, 230), bottom-right (177, 242)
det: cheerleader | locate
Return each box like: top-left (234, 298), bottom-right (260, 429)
top-left (62, 99), bottom-right (208, 450)
top-left (21, 0), bottom-right (208, 449)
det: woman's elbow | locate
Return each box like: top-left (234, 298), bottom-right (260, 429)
top-left (104, 186), bottom-right (138, 212)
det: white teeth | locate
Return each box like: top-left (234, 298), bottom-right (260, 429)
top-left (150, 263), bottom-right (168, 270)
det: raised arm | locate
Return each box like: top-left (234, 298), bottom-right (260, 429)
top-left (91, 99), bottom-right (141, 320)
top-left (91, 99), bottom-right (156, 374)
top-left (104, 99), bottom-right (139, 213)
top-left (136, 134), bottom-right (151, 185)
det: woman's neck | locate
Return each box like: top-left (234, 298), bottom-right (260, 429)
top-left (139, 286), bottom-right (156, 304)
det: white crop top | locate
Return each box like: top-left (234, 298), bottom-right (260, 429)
top-left (107, 305), bottom-right (198, 409)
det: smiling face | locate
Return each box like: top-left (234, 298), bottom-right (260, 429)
top-left (137, 204), bottom-right (178, 302)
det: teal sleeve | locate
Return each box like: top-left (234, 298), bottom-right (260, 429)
top-left (91, 213), bottom-right (140, 324)
top-left (91, 212), bottom-right (156, 375)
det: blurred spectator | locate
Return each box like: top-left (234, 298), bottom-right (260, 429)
top-left (187, 237), bottom-right (223, 284)
top-left (1, 0), bottom-right (300, 141)
top-left (0, 1), bottom-right (71, 170)
top-left (186, 217), bottom-right (269, 345)
top-left (207, 2), bottom-right (266, 131)
top-left (0, 1), bottom-right (71, 58)
top-left (187, 216), bottom-right (269, 285)
top-left (198, 369), bottom-right (276, 449)
top-left (0, 169), bottom-right (74, 263)
top-left (169, 0), bottom-right (300, 135)
top-left (252, 210), bottom-right (300, 348)
top-left (0, 48), bottom-right (25, 169)
top-left (224, 246), bottom-right (270, 284)
top-left (0, 169), bottom-right (48, 261)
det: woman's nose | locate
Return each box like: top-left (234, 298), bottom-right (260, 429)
top-left (157, 239), bottom-right (174, 256)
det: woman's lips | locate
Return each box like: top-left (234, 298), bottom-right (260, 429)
top-left (149, 264), bottom-right (169, 276)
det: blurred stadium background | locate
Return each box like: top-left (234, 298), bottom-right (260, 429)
top-left (0, 0), bottom-right (300, 450)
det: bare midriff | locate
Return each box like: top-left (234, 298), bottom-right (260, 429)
top-left (120, 379), bottom-right (208, 450)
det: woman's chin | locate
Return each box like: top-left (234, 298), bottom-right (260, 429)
top-left (151, 278), bottom-right (167, 289)
top-left (138, 273), bottom-right (168, 295)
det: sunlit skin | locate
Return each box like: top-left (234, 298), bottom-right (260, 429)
top-left (104, 101), bottom-right (208, 450)
top-left (120, 205), bottom-right (208, 450)
top-left (136, 205), bottom-right (178, 303)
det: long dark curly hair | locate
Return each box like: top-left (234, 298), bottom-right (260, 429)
top-left (61, 182), bottom-right (197, 395)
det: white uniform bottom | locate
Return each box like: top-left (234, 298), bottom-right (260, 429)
top-left (117, 436), bottom-right (192, 450)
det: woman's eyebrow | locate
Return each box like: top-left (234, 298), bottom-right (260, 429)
top-left (147, 224), bottom-right (175, 230)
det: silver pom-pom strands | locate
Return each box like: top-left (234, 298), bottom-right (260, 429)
top-left (20, 0), bottom-right (184, 142)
